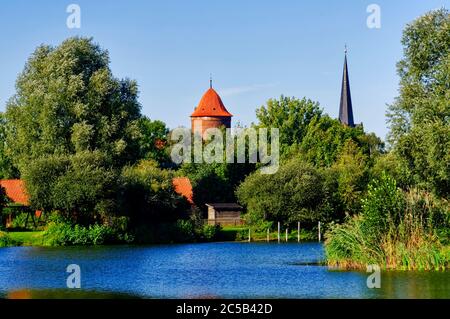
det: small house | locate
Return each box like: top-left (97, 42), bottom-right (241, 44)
top-left (206, 203), bottom-right (243, 226)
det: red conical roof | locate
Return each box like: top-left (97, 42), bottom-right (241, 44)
top-left (191, 88), bottom-right (233, 117)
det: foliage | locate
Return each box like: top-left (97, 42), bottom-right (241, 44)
top-left (255, 96), bottom-right (322, 156)
top-left (0, 231), bottom-right (16, 247)
top-left (5, 37), bottom-right (142, 169)
top-left (1, 37), bottom-right (148, 224)
top-left (331, 140), bottom-right (370, 214)
top-left (137, 116), bottom-right (171, 166)
top-left (298, 115), bottom-right (383, 167)
top-left (0, 114), bottom-right (19, 179)
top-left (199, 224), bottom-right (221, 241)
top-left (325, 173), bottom-right (448, 270)
top-left (119, 160), bottom-right (189, 225)
top-left (22, 151), bottom-right (118, 224)
top-left (181, 162), bottom-right (255, 212)
top-left (387, 8), bottom-right (450, 198)
top-left (10, 213), bottom-right (29, 229)
top-left (42, 220), bottom-right (133, 246)
top-left (237, 159), bottom-right (331, 225)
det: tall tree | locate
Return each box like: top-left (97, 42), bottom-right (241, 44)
top-left (5, 37), bottom-right (142, 170)
top-left (4, 37), bottom-right (143, 219)
top-left (255, 96), bottom-right (322, 155)
top-left (387, 8), bottom-right (450, 198)
top-left (0, 113), bottom-right (19, 179)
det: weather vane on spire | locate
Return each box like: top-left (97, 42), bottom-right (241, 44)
top-left (210, 73), bottom-right (213, 89)
top-left (344, 44), bottom-right (348, 55)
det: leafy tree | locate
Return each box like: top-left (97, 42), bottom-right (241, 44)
top-left (255, 96), bottom-right (322, 155)
top-left (0, 114), bottom-right (19, 179)
top-left (5, 37), bottom-right (142, 170)
top-left (236, 159), bottom-right (327, 225)
top-left (298, 115), bottom-right (383, 167)
top-left (3, 37), bottom-right (145, 221)
top-left (22, 151), bottom-right (118, 225)
top-left (331, 140), bottom-right (369, 214)
top-left (137, 117), bottom-right (171, 166)
top-left (387, 8), bottom-right (450, 198)
top-left (119, 160), bottom-right (189, 225)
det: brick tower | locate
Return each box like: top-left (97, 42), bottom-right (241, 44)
top-left (191, 80), bottom-right (232, 136)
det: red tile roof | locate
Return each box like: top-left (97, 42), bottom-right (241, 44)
top-left (172, 177), bottom-right (194, 204)
top-left (191, 88), bottom-right (233, 118)
top-left (0, 179), bottom-right (29, 205)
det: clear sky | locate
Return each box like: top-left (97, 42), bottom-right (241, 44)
top-left (0, 0), bottom-right (448, 140)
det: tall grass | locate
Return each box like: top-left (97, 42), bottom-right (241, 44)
top-left (325, 174), bottom-right (449, 271)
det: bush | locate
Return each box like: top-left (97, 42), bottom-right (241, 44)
top-left (0, 231), bottom-right (16, 247)
top-left (237, 159), bottom-right (326, 224)
top-left (199, 224), bottom-right (221, 241)
top-left (42, 221), bottom-right (133, 246)
top-left (174, 219), bottom-right (196, 242)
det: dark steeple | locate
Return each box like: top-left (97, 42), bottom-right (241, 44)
top-left (339, 47), bottom-right (355, 127)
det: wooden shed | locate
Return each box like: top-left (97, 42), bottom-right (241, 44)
top-left (206, 203), bottom-right (243, 226)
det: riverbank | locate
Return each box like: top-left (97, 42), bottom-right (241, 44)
top-left (1, 226), bottom-right (319, 247)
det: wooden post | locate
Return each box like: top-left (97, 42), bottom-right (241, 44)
top-left (318, 221), bottom-right (321, 242)
top-left (285, 228), bottom-right (288, 242)
top-left (277, 222), bottom-right (280, 243)
top-left (267, 228), bottom-right (270, 242)
top-left (298, 222), bottom-right (300, 243)
top-left (248, 228), bottom-right (251, 242)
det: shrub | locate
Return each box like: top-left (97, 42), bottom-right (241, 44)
top-left (42, 221), bottom-right (132, 246)
top-left (174, 219), bottom-right (196, 242)
top-left (0, 231), bottom-right (16, 247)
top-left (199, 224), bottom-right (221, 241)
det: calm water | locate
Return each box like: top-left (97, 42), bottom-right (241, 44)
top-left (0, 242), bottom-right (448, 299)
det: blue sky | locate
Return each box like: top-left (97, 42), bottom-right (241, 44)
top-left (0, 0), bottom-right (448, 140)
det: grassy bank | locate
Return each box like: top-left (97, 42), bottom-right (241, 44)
top-left (325, 175), bottom-right (450, 271)
top-left (0, 231), bottom-right (45, 247)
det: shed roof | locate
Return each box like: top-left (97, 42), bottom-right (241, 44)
top-left (206, 203), bottom-right (243, 210)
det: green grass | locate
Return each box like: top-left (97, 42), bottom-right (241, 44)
top-left (8, 231), bottom-right (44, 246)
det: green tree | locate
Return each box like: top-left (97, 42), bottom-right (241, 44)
top-left (0, 114), bottom-right (19, 179)
top-left (4, 37), bottom-right (144, 221)
top-left (22, 151), bottom-right (118, 225)
top-left (119, 160), bottom-right (189, 225)
top-left (299, 115), bottom-right (383, 167)
top-left (236, 159), bottom-right (326, 225)
top-left (255, 96), bottom-right (322, 155)
top-left (331, 140), bottom-right (369, 214)
top-left (387, 8), bottom-right (450, 198)
top-left (137, 117), bottom-right (171, 166)
top-left (5, 37), bottom-right (142, 169)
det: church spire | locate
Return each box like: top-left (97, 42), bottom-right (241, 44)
top-left (339, 46), bottom-right (355, 127)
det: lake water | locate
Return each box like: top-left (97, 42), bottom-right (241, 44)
top-left (0, 242), bottom-right (448, 299)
